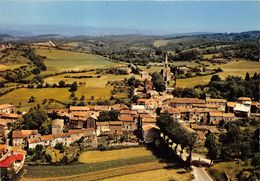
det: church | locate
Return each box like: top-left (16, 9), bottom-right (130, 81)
top-left (162, 53), bottom-right (173, 84)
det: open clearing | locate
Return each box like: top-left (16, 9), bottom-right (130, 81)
top-left (176, 60), bottom-right (260, 87)
top-left (78, 147), bottom-right (152, 163)
top-left (35, 47), bottom-right (121, 75)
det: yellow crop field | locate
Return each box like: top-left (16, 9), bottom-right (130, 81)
top-left (78, 147), bottom-right (153, 163)
top-left (0, 88), bottom-right (70, 110)
top-left (177, 60), bottom-right (260, 88)
top-left (104, 168), bottom-right (192, 181)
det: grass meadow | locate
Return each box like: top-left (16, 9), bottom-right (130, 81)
top-left (35, 47), bottom-right (121, 75)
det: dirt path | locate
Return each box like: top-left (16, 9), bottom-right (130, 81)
top-left (192, 166), bottom-right (213, 181)
top-left (21, 161), bottom-right (168, 181)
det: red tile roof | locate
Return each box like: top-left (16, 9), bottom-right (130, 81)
top-left (206, 98), bottom-right (227, 103)
top-left (119, 114), bottom-right (134, 122)
top-left (28, 138), bottom-right (41, 144)
top-left (227, 102), bottom-right (237, 108)
top-left (109, 121), bottom-right (123, 125)
top-left (68, 129), bottom-right (85, 134)
top-left (0, 104), bottom-right (15, 110)
top-left (40, 135), bottom-right (54, 141)
top-left (70, 106), bottom-right (90, 111)
top-left (96, 121), bottom-right (109, 126)
top-left (0, 154), bottom-right (24, 168)
top-left (238, 97), bottom-right (251, 101)
top-left (170, 98), bottom-right (205, 104)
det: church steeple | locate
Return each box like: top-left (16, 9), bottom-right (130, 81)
top-left (165, 53), bottom-right (168, 65)
top-left (163, 52), bottom-right (171, 83)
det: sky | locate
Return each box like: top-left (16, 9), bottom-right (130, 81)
top-left (0, 1), bottom-right (259, 35)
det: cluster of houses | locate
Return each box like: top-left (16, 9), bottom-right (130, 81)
top-left (0, 61), bottom-right (258, 176)
top-left (0, 144), bottom-right (26, 176)
top-left (0, 95), bottom-right (259, 153)
top-left (12, 128), bottom-right (94, 150)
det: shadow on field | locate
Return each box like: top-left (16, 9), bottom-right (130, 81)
top-left (145, 137), bottom-right (188, 170)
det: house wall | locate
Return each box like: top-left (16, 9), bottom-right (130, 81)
top-left (28, 142), bottom-right (44, 149)
top-left (110, 125), bottom-right (122, 135)
top-left (13, 138), bottom-right (24, 147)
top-left (122, 121), bottom-right (136, 132)
top-left (96, 125), bottom-right (110, 136)
top-left (0, 107), bottom-right (14, 114)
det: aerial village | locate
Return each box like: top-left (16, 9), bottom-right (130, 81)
top-left (0, 54), bottom-right (259, 179)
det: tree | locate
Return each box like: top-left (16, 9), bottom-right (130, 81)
top-left (245, 72), bottom-right (250, 81)
top-left (151, 72), bottom-right (166, 92)
top-left (98, 111), bottom-right (111, 122)
top-left (54, 143), bottom-right (64, 152)
top-left (185, 132), bottom-right (197, 164)
top-left (126, 76), bottom-right (141, 88)
top-left (98, 110), bottom-right (119, 121)
top-left (109, 109), bottom-right (119, 121)
top-left (210, 74), bottom-right (221, 82)
top-left (58, 80), bottom-right (66, 87)
top-left (18, 108), bottom-right (51, 135)
top-left (80, 95), bottom-right (85, 101)
top-left (251, 153), bottom-right (260, 166)
top-left (34, 144), bottom-right (44, 160)
top-left (28, 96), bottom-right (36, 103)
top-left (69, 81), bottom-right (78, 92)
top-left (205, 133), bottom-right (221, 165)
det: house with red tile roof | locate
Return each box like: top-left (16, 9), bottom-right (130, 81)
top-left (0, 104), bottom-right (15, 114)
top-left (12, 130), bottom-right (40, 148)
top-left (205, 98), bottom-right (227, 111)
top-left (119, 114), bottom-right (136, 133)
top-left (109, 121), bottom-right (123, 135)
top-left (169, 98), bottom-right (205, 108)
top-left (96, 121), bottom-right (110, 136)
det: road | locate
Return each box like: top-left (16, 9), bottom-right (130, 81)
top-left (192, 166), bottom-right (213, 181)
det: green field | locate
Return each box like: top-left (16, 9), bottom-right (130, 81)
top-left (0, 48), bottom-right (132, 110)
top-left (23, 155), bottom-right (158, 179)
top-left (176, 60), bottom-right (260, 88)
top-left (23, 147), bottom-right (191, 181)
top-left (78, 147), bottom-right (153, 163)
top-left (35, 47), bottom-right (121, 75)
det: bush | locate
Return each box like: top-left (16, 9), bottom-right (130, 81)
top-left (208, 168), bottom-right (226, 181)
top-left (251, 153), bottom-right (260, 166)
top-left (98, 144), bottom-right (107, 151)
top-left (45, 154), bottom-right (52, 162)
top-left (54, 143), bottom-right (65, 153)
